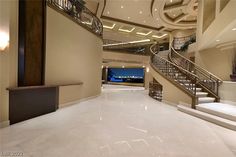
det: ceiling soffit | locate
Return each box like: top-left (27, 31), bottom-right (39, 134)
top-left (99, 0), bottom-right (198, 41)
top-left (153, 0), bottom-right (198, 29)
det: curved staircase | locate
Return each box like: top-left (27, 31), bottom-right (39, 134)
top-left (150, 43), bottom-right (222, 108)
top-left (150, 42), bottom-right (236, 131)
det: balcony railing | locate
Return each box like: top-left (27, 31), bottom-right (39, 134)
top-left (173, 34), bottom-right (196, 50)
top-left (47, 0), bottom-right (103, 37)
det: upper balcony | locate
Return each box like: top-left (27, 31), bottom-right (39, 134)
top-left (47, 0), bottom-right (103, 37)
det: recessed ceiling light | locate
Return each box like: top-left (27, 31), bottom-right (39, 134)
top-left (154, 8), bottom-right (157, 11)
top-left (118, 27), bottom-right (135, 33)
top-left (173, 14), bottom-right (176, 17)
top-left (128, 17), bottom-right (130, 19)
top-left (170, 0), bottom-right (173, 2)
top-left (143, 20), bottom-right (146, 23)
top-left (139, 11), bottom-right (143, 14)
top-left (156, 18), bottom-right (159, 21)
top-left (103, 39), bottom-right (151, 47)
top-left (216, 39), bottom-right (220, 42)
top-left (232, 28), bottom-right (236, 31)
top-left (121, 5), bottom-right (124, 9)
top-left (152, 34), bottom-right (167, 39)
top-left (107, 11), bottom-right (110, 14)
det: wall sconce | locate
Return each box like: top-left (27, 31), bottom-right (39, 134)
top-left (146, 67), bottom-right (150, 72)
top-left (0, 32), bottom-right (9, 51)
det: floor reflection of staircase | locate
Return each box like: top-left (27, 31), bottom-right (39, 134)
top-left (178, 103), bottom-right (236, 131)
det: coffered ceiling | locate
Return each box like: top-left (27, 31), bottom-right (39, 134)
top-left (96, 0), bottom-right (198, 42)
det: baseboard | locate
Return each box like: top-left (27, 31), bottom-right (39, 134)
top-left (0, 120), bottom-right (10, 128)
top-left (162, 100), bottom-right (192, 108)
top-left (162, 100), bottom-right (177, 107)
top-left (179, 101), bottom-right (192, 108)
top-left (59, 94), bottom-right (101, 109)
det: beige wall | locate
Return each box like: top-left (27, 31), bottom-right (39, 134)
top-left (46, 7), bottom-right (102, 107)
top-left (0, 0), bottom-right (18, 126)
top-left (103, 50), bottom-right (150, 63)
top-left (150, 66), bottom-right (192, 107)
top-left (202, 0), bottom-right (216, 33)
top-left (219, 81), bottom-right (236, 103)
top-left (197, 0), bottom-right (236, 50)
top-left (195, 47), bottom-right (234, 81)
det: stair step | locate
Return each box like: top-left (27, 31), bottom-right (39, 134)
top-left (196, 92), bottom-right (208, 97)
top-left (177, 105), bottom-right (236, 131)
top-left (174, 79), bottom-right (191, 83)
top-left (198, 97), bottom-right (215, 104)
top-left (181, 83), bottom-right (195, 87)
top-left (196, 88), bottom-right (202, 92)
top-left (196, 103), bottom-right (236, 122)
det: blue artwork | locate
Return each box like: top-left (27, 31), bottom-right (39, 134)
top-left (108, 68), bottom-right (144, 83)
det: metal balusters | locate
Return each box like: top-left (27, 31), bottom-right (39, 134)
top-left (169, 45), bottom-right (222, 96)
top-left (150, 45), bottom-right (198, 95)
top-left (47, 0), bottom-right (103, 37)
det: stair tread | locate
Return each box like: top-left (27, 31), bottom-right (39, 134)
top-left (198, 97), bottom-right (215, 100)
top-left (196, 92), bottom-right (208, 95)
top-left (178, 105), bottom-right (236, 131)
top-left (197, 103), bottom-right (236, 118)
top-left (198, 97), bottom-right (215, 104)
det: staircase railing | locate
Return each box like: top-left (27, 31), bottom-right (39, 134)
top-left (169, 44), bottom-right (222, 98)
top-left (150, 44), bottom-right (199, 97)
top-left (47, 0), bottom-right (103, 37)
top-left (149, 81), bottom-right (163, 101)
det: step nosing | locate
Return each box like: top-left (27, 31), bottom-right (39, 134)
top-left (178, 105), bottom-right (236, 131)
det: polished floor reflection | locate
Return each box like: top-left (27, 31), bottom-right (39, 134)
top-left (0, 85), bottom-right (236, 157)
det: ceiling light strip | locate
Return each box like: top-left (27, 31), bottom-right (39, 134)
top-left (103, 39), bottom-right (151, 47)
top-left (152, 34), bottom-right (167, 38)
top-left (118, 27), bottom-right (135, 33)
top-left (103, 23), bottom-right (116, 29)
top-left (136, 31), bottom-right (152, 36)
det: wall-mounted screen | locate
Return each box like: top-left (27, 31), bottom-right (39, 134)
top-left (107, 68), bottom-right (144, 83)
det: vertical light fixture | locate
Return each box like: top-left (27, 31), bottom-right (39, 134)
top-left (0, 32), bottom-right (9, 51)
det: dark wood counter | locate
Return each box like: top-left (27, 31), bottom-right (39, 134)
top-left (7, 82), bottom-right (83, 91)
top-left (7, 82), bottom-right (83, 124)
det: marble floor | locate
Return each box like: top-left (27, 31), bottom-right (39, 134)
top-left (0, 85), bottom-right (236, 157)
